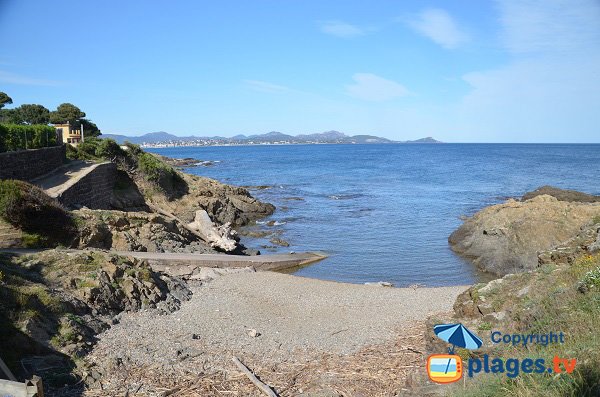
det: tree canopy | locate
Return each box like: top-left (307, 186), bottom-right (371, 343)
top-left (14, 104), bottom-right (50, 125)
top-left (49, 103), bottom-right (86, 124)
top-left (0, 92), bottom-right (12, 109)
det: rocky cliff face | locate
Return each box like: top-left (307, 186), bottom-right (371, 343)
top-left (449, 194), bottom-right (600, 276)
top-left (145, 172), bottom-right (275, 227)
top-left (75, 209), bottom-right (218, 254)
top-left (0, 250), bottom-right (191, 389)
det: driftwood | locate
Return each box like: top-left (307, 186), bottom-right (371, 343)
top-left (0, 376), bottom-right (43, 397)
top-left (232, 356), bottom-right (279, 397)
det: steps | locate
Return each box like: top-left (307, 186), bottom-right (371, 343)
top-left (0, 219), bottom-right (22, 248)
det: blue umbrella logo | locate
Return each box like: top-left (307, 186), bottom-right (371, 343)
top-left (434, 323), bottom-right (483, 354)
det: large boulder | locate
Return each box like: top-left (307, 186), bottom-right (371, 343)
top-left (449, 195), bottom-right (600, 275)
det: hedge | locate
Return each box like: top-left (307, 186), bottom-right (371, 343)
top-left (0, 123), bottom-right (58, 152)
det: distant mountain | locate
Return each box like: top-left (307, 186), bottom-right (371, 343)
top-left (247, 131), bottom-right (295, 142)
top-left (101, 133), bottom-right (131, 144)
top-left (401, 137), bottom-right (442, 144)
top-left (349, 135), bottom-right (394, 144)
top-left (296, 130), bottom-right (347, 141)
top-left (100, 130), bottom-right (440, 146)
top-left (101, 131), bottom-right (180, 144)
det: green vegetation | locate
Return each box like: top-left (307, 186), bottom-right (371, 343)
top-left (0, 92), bottom-right (12, 109)
top-left (0, 180), bottom-right (78, 247)
top-left (457, 253), bottom-right (600, 397)
top-left (67, 138), bottom-right (187, 199)
top-left (0, 93), bottom-right (101, 151)
top-left (0, 123), bottom-right (58, 152)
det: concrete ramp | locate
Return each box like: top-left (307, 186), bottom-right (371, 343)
top-left (0, 248), bottom-right (327, 274)
top-left (113, 250), bottom-right (327, 273)
top-left (32, 161), bottom-right (116, 209)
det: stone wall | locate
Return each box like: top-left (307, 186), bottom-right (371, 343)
top-left (0, 145), bottom-right (66, 181)
top-left (52, 162), bottom-right (117, 210)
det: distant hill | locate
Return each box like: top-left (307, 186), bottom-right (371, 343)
top-left (402, 137), bottom-right (442, 144)
top-left (100, 131), bottom-right (441, 146)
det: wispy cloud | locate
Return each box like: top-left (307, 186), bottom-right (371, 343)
top-left (244, 79), bottom-right (290, 93)
top-left (407, 8), bottom-right (468, 49)
top-left (345, 73), bottom-right (409, 101)
top-left (0, 70), bottom-right (63, 86)
top-left (454, 0), bottom-right (600, 141)
top-left (319, 20), bottom-right (365, 38)
top-left (497, 0), bottom-right (600, 54)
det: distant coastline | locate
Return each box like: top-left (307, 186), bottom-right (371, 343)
top-left (101, 130), bottom-right (442, 148)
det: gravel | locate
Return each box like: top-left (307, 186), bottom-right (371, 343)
top-left (88, 272), bottom-right (467, 373)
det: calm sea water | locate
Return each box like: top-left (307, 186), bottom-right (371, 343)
top-left (148, 144), bottom-right (600, 287)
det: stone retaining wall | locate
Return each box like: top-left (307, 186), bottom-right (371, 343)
top-left (52, 162), bottom-right (117, 210)
top-left (0, 145), bottom-right (66, 181)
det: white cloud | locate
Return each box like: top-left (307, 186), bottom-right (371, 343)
top-left (497, 0), bottom-right (600, 54)
top-left (0, 70), bottom-right (62, 86)
top-left (345, 73), bottom-right (409, 101)
top-left (244, 79), bottom-right (289, 93)
top-left (453, 0), bottom-right (600, 142)
top-left (319, 20), bottom-right (365, 38)
top-left (408, 8), bottom-right (468, 49)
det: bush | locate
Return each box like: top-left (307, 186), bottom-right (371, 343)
top-left (0, 123), bottom-right (57, 152)
top-left (0, 180), bottom-right (78, 247)
top-left (95, 138), bottom-right (125, 159)
top-left (137, 152), bottom-right (187, 198)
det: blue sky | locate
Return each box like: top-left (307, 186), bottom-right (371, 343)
top-left (1, 0), bottom-right (599, 142)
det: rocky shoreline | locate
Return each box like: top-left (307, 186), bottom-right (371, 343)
top-left (3, 142), bottom-right (600, 397)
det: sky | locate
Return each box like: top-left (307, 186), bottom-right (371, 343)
top-left (0, 0), bottom-right (599, 142)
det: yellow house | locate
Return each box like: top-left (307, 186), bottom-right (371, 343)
top-left (54, 122), bottom-right (83, 145)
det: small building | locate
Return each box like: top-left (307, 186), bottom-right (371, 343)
top-left (54, 122), bottom-right (83, 145)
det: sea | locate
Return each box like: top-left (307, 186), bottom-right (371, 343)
top-left (147, 144), bottom-right (600, 287)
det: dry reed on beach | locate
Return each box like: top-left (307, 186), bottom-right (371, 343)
top-left (82, 323), bottom-right (427, 397)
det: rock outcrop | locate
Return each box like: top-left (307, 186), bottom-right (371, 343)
top-left (0, 250), bottom-right (191, 387)
top-left (75, 209), bottom-right (217, 254)
top-left (147, 173), bottom-right (275, 228)
top-left (522, 185), bottom-right (600, 203)
top-left (449, 194), bottom-right (600, 275)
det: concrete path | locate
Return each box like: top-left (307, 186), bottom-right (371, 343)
top-left (31, 160), bottom-right (103, 198)
top-left (0, 248), bottom-right (327, 272)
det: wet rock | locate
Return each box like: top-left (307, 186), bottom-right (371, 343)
top-left (364, 281), bottom-right (394, 287)
top-left (270, 237), bottom-right (290, 247)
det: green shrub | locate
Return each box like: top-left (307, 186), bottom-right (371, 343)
top-left (0, 124), bottom-right (7, 152)
top-left (136, 152), bottom-right (186, 198)
top-left (95, 138), bottom-right (125, 159)
top-left (124, 141), bottom-right (143, 156)
top-left (0, 180), bottom-right (78, 247)
top-left (0, 123), bottom-right (57, 152)
top-left (580, 266), bottom-right (600, 290)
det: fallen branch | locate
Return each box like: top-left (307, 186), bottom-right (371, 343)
top-left (232, 356), bottom-right (279, 397)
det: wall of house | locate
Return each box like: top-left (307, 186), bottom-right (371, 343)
top-left (0, 145), bottom-right (66, 181)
